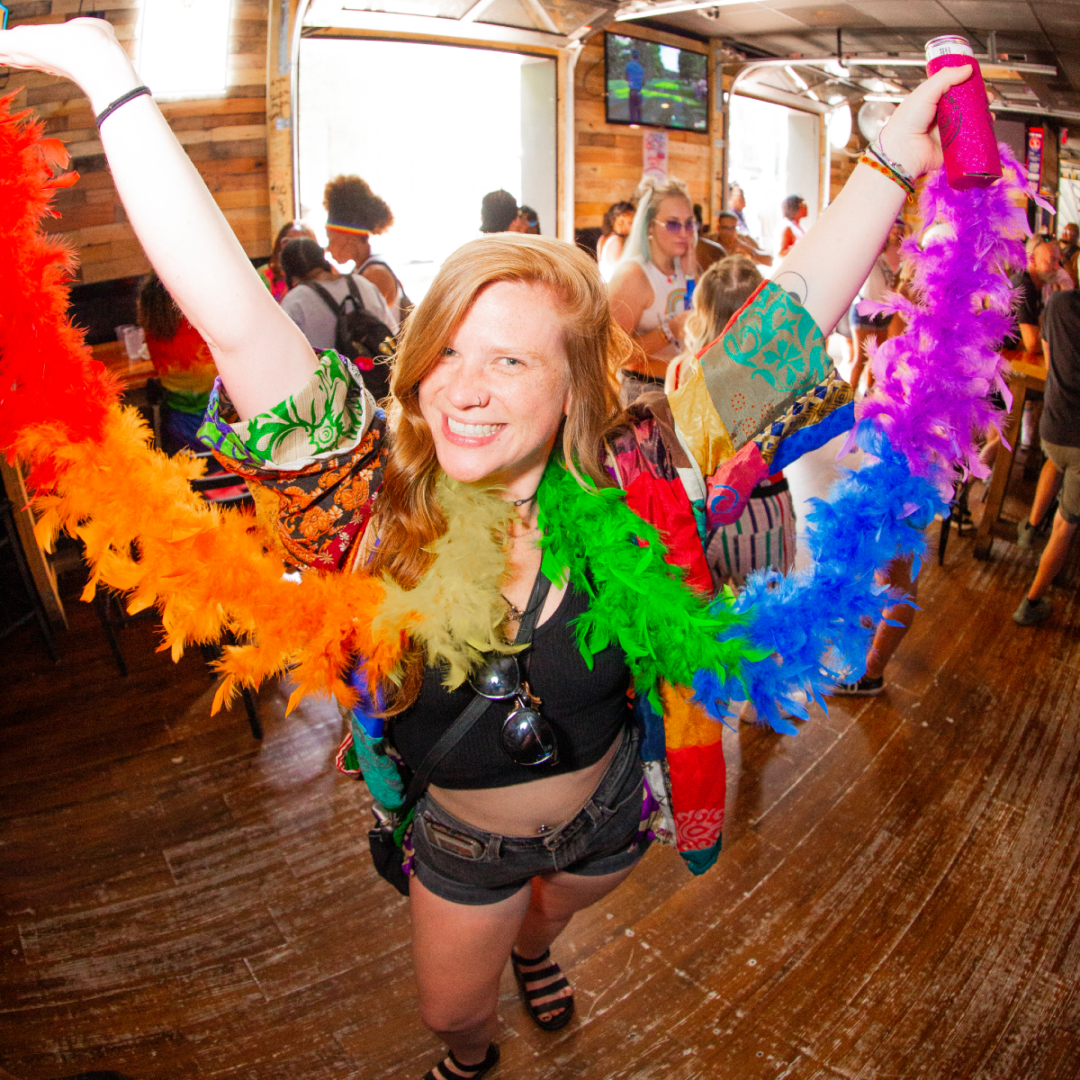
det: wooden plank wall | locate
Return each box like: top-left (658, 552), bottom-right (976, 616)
top-left (574, 28), bottom-right (712, 231)
top-left (4, 0), bottom-right (272, 285)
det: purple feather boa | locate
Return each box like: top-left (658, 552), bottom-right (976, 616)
top-left (847, 144), bottom-right (1041, 489)
top-left (693, 146), bottom-right (1040, 732)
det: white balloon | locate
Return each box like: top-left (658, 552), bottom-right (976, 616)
top-left (858, 99), bottom-right (896, 143)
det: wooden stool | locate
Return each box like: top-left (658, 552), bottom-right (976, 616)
top-left (974, 358), bottom-right (1046, 559)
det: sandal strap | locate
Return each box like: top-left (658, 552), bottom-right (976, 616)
top-left (425, 1042), bottom-right (499, 1080)
top-left (523, 973), bottom-right (570, 1002)
top-left (512, 948), bottom-right (551, 966)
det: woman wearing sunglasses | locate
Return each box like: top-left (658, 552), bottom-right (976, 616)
top-left (607, 177), bottom-right (698, 398)
top-left (0, 18), bottom-right (973, 1080)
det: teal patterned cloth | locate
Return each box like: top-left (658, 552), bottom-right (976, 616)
top-left (347, 713), bottom-right (406, 811)
top-left (198, 350), bottom-right (368, 467)
top-left (700, 281), bottom-right (831, 450)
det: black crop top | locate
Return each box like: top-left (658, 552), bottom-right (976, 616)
top-left (391, 583), bottom-right (632, 789)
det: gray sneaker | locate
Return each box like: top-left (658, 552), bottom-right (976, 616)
top-left (1013, 596), bottom-right (1052, 625)
top-left (1016, 518), bottom-right (1036, 549)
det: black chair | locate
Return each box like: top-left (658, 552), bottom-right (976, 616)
top-left (0, 496), bottom-right (60, 662)
top-left (938, 476), bottom-right (973, 565)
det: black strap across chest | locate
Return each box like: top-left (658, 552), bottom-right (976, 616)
top-left (397, 568), bottom-right (552, 814)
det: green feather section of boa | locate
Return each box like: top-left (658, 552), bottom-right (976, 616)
top-left (536, 459), bottom-right (761, 713)
top-left (374, 458), bottom-right (762, 711)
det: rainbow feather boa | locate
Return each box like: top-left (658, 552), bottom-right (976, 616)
top-left (0, 83), bottom-right (1034, 725)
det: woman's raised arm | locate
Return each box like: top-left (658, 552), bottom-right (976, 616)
top-left (771, 64), bottom-right (974, 334)
top-left (0, 18), bottom-right (316, 420)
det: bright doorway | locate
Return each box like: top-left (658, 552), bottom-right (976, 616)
top-left (727, 95), bottom-right (820, 257)
top-left (297, 37), bottom-right (557, 303)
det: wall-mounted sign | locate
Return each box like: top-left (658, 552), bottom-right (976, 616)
top-left (1027, 125), bottom-right (1044, 189)
top-left (643, 130), bottom-right (669, 182)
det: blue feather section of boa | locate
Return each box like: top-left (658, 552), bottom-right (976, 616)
top-left (694, 426), bottom-right (948, 735)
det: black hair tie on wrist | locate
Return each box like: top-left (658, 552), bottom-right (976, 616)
top-left (95, 85), bottom-right (152, 129)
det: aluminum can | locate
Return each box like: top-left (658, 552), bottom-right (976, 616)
top-left (925, 35), bottom-right (1002, 189)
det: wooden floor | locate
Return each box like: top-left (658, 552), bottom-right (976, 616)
top-left (2, 477), bottom-right (1079, 1080)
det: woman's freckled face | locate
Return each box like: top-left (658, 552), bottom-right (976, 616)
top-left (418, 280), bottom-right (572, 488)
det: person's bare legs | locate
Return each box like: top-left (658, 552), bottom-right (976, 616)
top-left (864, 555), bottom-right (917, 681)
top-left (1027, 509), bottom-right (1079, 602)
top-left (849, 327), bottom-right (872, 393)
top-left (512, 865), bottom-right (636, 1021)
top-left (1027, 458), bottom-right (1062, 529)
top-left (410, 876), bottom-right (532, 1069)
top-left (410, 863), bottom-right (637, 1064)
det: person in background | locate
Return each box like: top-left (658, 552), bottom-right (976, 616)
top-left (710, 211), bottom-right (772, 270)
top-left (279, 237), bottom-right (397, 352)
top-left (728, 182), bottom-right (751, 235)
top-left (1003, 235), bottom-right (1059, 354)
top-left (137, 272), bottom-right (218, 455)
top-left (260, 220), bottom-right (316, 302)
top-left (1059, 222), bottom-right (1079, 286)
top-left (479, 189), bottom-right (519, 234)
top-left (849, 219), bottom-right (904, 394)
top-left (597, 200), bottom-right (636, 281)
top-left (831, 556), bottom-right (918, 696)
top-left (512, 205), bottom-right (540, 235)
top-left (667, 255), bottom-right (796, 591)
top-left (775, 193), bottom-right (808, 257)
top-left (1013, 280), bottom-right (1080, 626)
top-left (324, 174), bottom-right (408, 327)
top-left (983, 234), bottom-right (1062, 468)
top-left (607, 176), bottom-right (697, 398)
top-left (626, 48), bottom-right (644, 124)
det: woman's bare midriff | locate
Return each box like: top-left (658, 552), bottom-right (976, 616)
top-left (418, 511), bottom-right (629, 836)
top-left (428, 732), bottom-right (623, 837)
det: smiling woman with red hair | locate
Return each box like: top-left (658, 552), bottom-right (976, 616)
top-left (0, 17), bottom-right (971, 1080)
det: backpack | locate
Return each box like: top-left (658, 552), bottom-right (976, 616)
top-left (304, 276), bottom-right (394, 401)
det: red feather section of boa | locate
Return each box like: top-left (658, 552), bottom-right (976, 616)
top-left (0, 92), bottom-right (402, 711)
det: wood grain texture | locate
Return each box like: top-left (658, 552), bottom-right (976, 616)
top-left (1, 467), bottom-right (1078, 1079)
top-left (6, 1), bottom-right (272, 284)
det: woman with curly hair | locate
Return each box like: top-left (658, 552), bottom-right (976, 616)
top-left (324, 173), bottom-right (410, 325)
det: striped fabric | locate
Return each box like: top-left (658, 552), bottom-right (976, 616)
top-left (706, 482), bottom-right (796, 590)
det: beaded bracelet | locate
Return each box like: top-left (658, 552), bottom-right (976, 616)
top-left (858, 152), bottom-right (916, 197)
top-left (869, 133), bottom-right (916, 187)
top-left (95, 85), bottom-right (152, 129)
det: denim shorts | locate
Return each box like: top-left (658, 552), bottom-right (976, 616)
top-left (409, 726), bottom-right (651, 905)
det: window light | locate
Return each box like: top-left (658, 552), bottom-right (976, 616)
top-left (136, 0), bottom-right (234, 100)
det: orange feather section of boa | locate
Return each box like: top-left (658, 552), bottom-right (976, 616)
top-left (1, 93), bottom-right (405, 711)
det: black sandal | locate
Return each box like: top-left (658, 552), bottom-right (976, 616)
top-left (511, 949), bottom-right (575, 1031)
top-left (422, 1042), bottom-right (499, 1080)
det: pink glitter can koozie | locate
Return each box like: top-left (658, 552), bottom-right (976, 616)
top-left (925, 35), bottom-right (1002, 189)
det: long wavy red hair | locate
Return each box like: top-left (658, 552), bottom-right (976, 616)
top-left (368, 234), bottom-right (631, 710)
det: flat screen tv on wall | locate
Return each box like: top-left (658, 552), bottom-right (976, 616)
top-left (604, 32), bottom-right (708, 133)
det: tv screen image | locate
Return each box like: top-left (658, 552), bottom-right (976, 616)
top-left (605, 33), bottom-right (708, 132)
